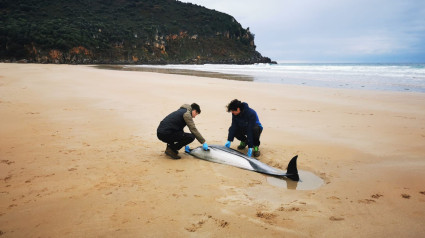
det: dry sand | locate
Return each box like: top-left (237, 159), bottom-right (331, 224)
top-left (1, 63), bottom-right (424, 237)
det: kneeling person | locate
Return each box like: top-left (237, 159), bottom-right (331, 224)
top-left (225, 99), bottom-right (263, 157)
top-left (157, 103), bottom-right (208, 159)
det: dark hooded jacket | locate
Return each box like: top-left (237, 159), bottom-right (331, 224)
top-left (157, 104), bottom-right (205, 144)
top-left (227, 102), bottom-right (262, 147)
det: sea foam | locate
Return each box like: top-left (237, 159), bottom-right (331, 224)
top-left (132, 63), bottom-right (425, 92)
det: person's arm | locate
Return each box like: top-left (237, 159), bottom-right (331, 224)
top-left (183, 110), bottom-right (205, 144)
top-left (227, 116), bottom-right (237, 142)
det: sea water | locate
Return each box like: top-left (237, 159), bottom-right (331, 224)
top-left (132, 63), bottom-right (425, 93)
top-left (266, 170), bottom-right (324, 190)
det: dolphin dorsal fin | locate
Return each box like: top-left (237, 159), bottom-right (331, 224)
top-left (286, 155), bottom-right (299, 181)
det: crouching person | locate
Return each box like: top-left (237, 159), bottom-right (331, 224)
top-left (157, 103), bottom-right (208, 159)
top-left (225, 99), bottom-right (263, 157)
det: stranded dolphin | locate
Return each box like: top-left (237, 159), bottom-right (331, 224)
top-left (186, 145), bottom-right (299, 181)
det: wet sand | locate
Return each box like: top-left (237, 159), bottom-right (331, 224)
top-left (1, 63), bottom-right (425, 237)
top-left (95, 64), bottom-right (254, 81)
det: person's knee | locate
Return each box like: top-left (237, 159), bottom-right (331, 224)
top-left (189, 134), bottom-right (195, 143)
top-left (253, 125), bottom-right (263, 136)
top-left (185, 133), bottom-right (195, 143)
top-left (157, 132), bottom-right (168, 143)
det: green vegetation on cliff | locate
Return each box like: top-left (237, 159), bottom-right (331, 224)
top-left (0, 0), bottom-right (272, 64)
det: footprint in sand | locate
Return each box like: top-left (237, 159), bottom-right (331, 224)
top-left (185, 216), bottom-right (208, 232)
top-left (327, 196), bottom-right (341, 200)
top-left (401, 194), bottom-right (411, 199)
top-left (278, 206), bottom-right (302, 212)
top-left (329, 216), bottom-right (345, 221)
top-left (358, 199), bottom-right (376, 204)
top-left (371, 194), bottom-right (383, 199)
top-left (1, 160), bottom-right (15, 165)
top-left (3, 175), bottom-right (12, 182)
top-left (248, 180), bottom-right (262, 187)
top-left (185, 214), bottom-right (229, 232)
top-left (256, 211), bottom-right (277, 224)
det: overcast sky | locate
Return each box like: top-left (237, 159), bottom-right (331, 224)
top-left (180, 0), bottom-right (425, 63)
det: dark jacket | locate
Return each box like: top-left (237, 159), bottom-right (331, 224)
top-left (227, 102), bottom-right (262, 147)
top-left (157, 104), bottom-right (205, 144)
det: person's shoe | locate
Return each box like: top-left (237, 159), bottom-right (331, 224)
top-left (237, 141), bottom-right (247, 150)
top-left (253, 146), bottom-right (260, 157)
top-left (165, 146), bottom-right (181, 159)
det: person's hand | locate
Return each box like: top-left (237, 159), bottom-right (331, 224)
top-left (225, 141), bottom-right (231, 148)
top-left (247, 148), bottom-right (253, 157)
top-left (203, 142), bottom-right (209, 151)
top-left (185, 145), bottom-right (191, 153)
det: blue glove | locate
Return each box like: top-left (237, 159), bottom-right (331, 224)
top-left (185, 145), bottom-right (191, 153)
top-left (247, 148), bottom-right (253, 157)
top-left (203, 142), bottom-right (209, 151)
top-left (225, 141), bottom-right (231, 148)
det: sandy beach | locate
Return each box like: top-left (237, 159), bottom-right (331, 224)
top-left (1, 63), bottom-right (424, 237)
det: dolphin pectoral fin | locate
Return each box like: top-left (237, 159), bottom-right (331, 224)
top-left (286, 155), bottom-right (299, 181)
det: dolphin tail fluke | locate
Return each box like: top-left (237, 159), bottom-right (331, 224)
top-left (286, 155), bottom-right (299, 181)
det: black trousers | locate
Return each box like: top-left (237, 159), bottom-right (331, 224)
top-left (157, 131), bottom-right (195, 151)
top-left (233, 124), bottom-right (263, 147)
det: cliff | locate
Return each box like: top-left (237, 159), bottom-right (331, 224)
top-left (0, 0), bottom-right (274, 64)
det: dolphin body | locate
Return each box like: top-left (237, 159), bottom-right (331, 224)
top-left (187, 145), bottom-right (299, 181)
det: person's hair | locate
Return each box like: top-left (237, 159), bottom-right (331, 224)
top-left (191, 103), bottom-right (201, 114)
top-left (227, 99), bottom-right (242, 112)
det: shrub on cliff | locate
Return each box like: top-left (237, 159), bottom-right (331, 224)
top-left (0, 0), bottom-right (272, 64)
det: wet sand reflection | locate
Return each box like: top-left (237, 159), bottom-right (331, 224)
top-left (267, 170), bottom-right (324, 190)
top-left (94, 65), bottom-right (254, 82)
